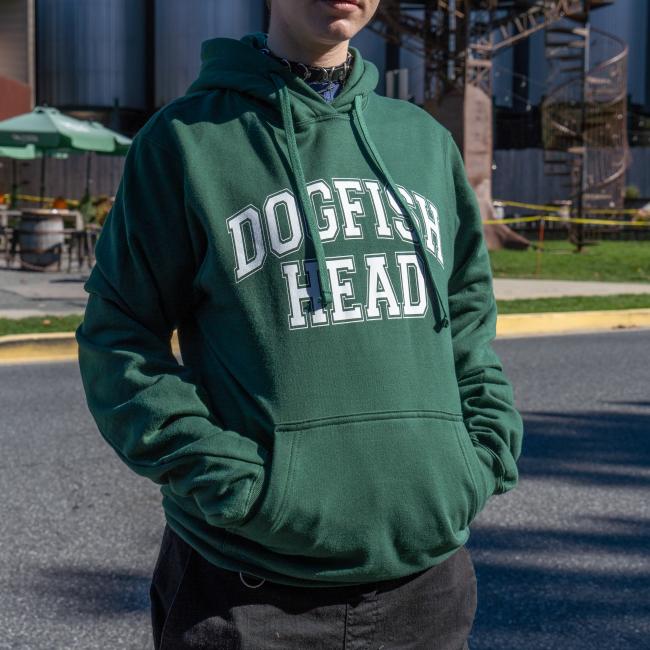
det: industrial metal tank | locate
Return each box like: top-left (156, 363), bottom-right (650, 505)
top-left (36, 0), bottom-right (148, 111)
top-left (155, 0), bottom-right (266, 106)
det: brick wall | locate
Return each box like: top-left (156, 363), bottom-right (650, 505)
top-left (0, 76), bottom-right (31, 122)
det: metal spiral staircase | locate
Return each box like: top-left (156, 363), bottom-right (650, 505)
top-left (368, 1), bottom-right (628, 249)
top-left (541, 11), bottom-right (629, 248)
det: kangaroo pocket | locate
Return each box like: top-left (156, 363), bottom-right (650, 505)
top-left (225, 411), bottom-right (483, 570)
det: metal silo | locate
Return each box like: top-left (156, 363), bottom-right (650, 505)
top-left (155, 0), bottom-right (266, 106)
top-left (36, 0), bottom-right (148, 111)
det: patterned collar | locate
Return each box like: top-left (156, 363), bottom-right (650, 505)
top-left (257, 42), bottom-right (354, 84)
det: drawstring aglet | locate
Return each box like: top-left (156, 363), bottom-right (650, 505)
top-left (318, 289), bottom-right (332, 312)
top-left (433, 315), bottom-right (450, 333)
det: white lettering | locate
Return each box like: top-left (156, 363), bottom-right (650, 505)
top-left (264, 190), bottom-right (303, 258)
top-left (396, 252), bottom-right (428, 317)
top-left (327, 256), bottom-right (364, 324)
top-left (386, 185), bottom-right (419, 243)
top-left (281, 260), bottom-right (329, 329)
top-left (413, 192), bottom-right (444, 268)
top-left (365, 254), bottom-right (401, 319)
top-left (306, 180), bottom-right (339, 242)
top-left (364, 179), bottom-right (393, 238)
top-left (334, 179), bottom-right (367, 239)
top-left (226, 205), bottom-right (266, 281)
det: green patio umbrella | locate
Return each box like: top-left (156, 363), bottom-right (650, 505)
top-left (0, 106), bottom-right (130, 152)
top-left (0, 144), bottom-right (41, 160)
top-left (89, 121), bottom-right (132, 154)
top-left (0, 106), bottom-right (132, 205)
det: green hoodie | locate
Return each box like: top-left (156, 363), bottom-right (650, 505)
top-left (75, 31), bottom-right (523, 588)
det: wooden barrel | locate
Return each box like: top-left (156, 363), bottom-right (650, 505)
top-left (19, 210), bottom-right (65, 271)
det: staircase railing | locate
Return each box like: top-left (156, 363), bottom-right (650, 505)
top-left (541, 20), bottom-right (629, 246)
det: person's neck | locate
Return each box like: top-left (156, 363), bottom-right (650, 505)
top-left (266, 27), bottom-right (349, 67)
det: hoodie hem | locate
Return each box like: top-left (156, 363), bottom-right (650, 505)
top-left (161, 506), bottom-right (472, 589)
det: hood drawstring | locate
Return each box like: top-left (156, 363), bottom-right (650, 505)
top-left (268, 72), bottom-right (449, 331)
top-left (270, 72), bottom-right (333, 309)
top-left (351, 94), bottom-right (450, 331)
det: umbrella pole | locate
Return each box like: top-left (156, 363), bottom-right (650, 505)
top-left (85, 152), bottom-right (91, 196)
top-left (39, 154), bottom-right (46, 207)
top-left (11, 160), bottom-right (18, 208)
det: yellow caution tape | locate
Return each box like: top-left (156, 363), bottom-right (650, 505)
top-left (484, 215), bottom-right (650, 226)
top-left (1, 192), bottom-right (80, 206)
top-left (485, 215), bottom-right (550, 224)
top-left (4, 192), bottom-right (647, 223)
top-left (494, 199), bottom-right (646, 217)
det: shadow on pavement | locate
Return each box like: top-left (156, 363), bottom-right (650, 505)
top-left (34, 567), bottom-right (151, 617)
top-left (469, 524), bottom-right (649, 648)
top-left (467, 407), bottom-right (650, 648)
top-left (517, 408), bottom-right (650, 487)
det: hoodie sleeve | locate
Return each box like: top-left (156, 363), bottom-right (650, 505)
top-left (445, 130), bottom-right (524, 502)
top-left (75, 130), bottom-right (268, 528)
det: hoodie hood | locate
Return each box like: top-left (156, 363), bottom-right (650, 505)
top-left (185, 31), bottom-right (379, 119)
top-left (184, 31), bottom-right (450, 329)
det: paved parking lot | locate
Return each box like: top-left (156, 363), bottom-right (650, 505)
top-left (1, 329), bottom-right (649, 649)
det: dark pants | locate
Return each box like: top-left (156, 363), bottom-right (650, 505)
top-left (150, 524), bottom-right (477, 649)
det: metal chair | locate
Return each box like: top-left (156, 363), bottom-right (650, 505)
top-left (0, 225), bottom-right (16, 268)
top-left (63, 224), bottom-right (101, 271)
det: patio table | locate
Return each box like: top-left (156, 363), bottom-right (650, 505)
top-left (8, 209), bottom-right (89, 271)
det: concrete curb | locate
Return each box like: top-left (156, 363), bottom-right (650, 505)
top-left (2, 309), bottom-right (650, 364)
top-left (0, 331), bottom-right (182, 365)
top-left (496, 307), bottom-right (650, 338)
top-left (0, 332), bottom-right (83, 365)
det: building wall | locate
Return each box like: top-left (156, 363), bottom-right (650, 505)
top-left (591, 0), bottom-right (648, 107)
top-left (0, 151), bottom-right (126, 205)
top-left (350, 26), bottom-right (388, 98)
top-left (0, 0), bottom-right (35, 115)
top-left (493, 147), bottom-right (650, 203)
top-left (0, 76), bottom-right (32, 120)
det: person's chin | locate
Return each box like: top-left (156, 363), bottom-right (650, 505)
top-left (316, 4), bottom-right (364, 28)
top-left (315, 18), bottom-right (360, 42)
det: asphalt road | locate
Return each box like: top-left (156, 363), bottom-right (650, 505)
top-left (1, 329), bottom-right (649, 649)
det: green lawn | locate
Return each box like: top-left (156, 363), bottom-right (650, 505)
top-left (496, 293), bottom-right (650, 314)
top-left (489, 240), bottom-right (650, 282)
top-left (0, 315), bottom-right (83, 337)
top-left (1, 293), bottom-right (650, 337)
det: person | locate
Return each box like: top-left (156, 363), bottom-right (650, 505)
top-left (75, 0), bottom-right (524, 647)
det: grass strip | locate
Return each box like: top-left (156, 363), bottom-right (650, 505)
top-left (496, 293), bottom-right (650, 314)
top-left (2, 294), bottom-right (650, 336)
top-left (489, 240), bottom-right (650, 283)
top-left (0, 315), bottom-right (83, 337)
